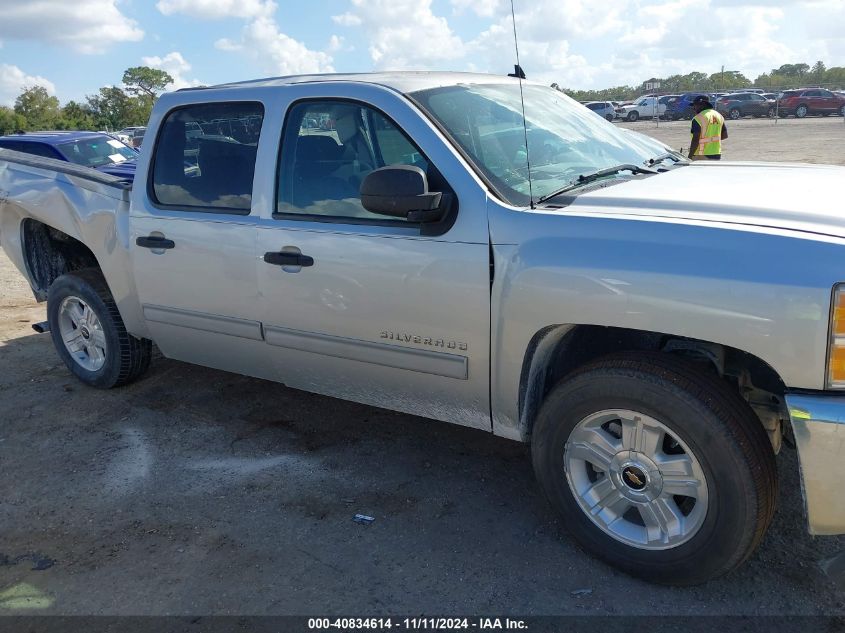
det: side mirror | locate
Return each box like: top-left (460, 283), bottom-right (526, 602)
top-left (360, 165), bottom-right (443, 222)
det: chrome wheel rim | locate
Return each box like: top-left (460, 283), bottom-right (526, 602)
top-left (796, 106), bottom-right (807, 117)
top-left (58, 296), bottom-right (107, 372)
top-left (564, 409), bottom-right (708, 550)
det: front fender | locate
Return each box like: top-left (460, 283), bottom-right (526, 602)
top-left (489, 203), bottom-right (841, 439)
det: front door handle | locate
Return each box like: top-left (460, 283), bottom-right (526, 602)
top-left (263, 251), bottom-right (314, 267)
top-left (136, 235), bottom-right (175, 250)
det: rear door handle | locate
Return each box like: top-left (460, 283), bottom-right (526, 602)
top-left (263, 252), bottom-right (314, 267)
top-left (136, 235), bottom-right (175, 250)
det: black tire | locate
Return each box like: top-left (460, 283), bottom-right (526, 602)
top-left (47, 268), bottom-right (152, 389)
top-left (626, 111), bottom-right (639, 122)
top-left (729, 108), bottom-right (741, 120)
top-left (531, 352), bottom-right (777, 586)
top-left (840, 105), bottom-right (845, 117)
top-left (605, 114), bottom-right (614, 121)
top-left (767, 107), bottom-right (776, 118)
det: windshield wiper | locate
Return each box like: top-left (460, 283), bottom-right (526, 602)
top-left (646, 152), bottom-right (688, 166)
top-left (535, 164), bottom-right (657, 205)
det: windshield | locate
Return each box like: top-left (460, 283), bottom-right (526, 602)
top-left (56, 136), bottom-right (137, 168)
top-left (411, 83), bottom-right (659, 206)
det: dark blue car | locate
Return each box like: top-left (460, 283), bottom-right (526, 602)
top-left (664, 92), bottom-right (704, 120)
top-left (0, 131), bottom-right (138, 180)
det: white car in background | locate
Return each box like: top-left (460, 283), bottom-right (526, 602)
top-left (584, 101), bottom-right (619, 121)
top-left (619, 96), bottom-right (667, 122)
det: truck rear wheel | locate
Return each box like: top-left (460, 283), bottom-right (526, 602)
top-left (47, 269), bottom-right (152, 389)
top-left (531, 352), bottom-right (777, 585)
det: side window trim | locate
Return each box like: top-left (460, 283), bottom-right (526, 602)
top-left (147, 100), bottom-right (265, 217)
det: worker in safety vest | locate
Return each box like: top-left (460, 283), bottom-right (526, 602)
top-left (688, 95), bottom-right (728, 161)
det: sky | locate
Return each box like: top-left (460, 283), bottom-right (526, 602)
top-left (0, 0), bottom-right (843, 106)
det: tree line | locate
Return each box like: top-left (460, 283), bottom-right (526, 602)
top-left (0, 67), bottom-right (176, 135)
top-left (555, 61), bottom-right (845, 102)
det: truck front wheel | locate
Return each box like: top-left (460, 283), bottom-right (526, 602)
top-left (531, 352), bottom-right (777, 585)
top-left (47, 269), bottom-right (152, 389)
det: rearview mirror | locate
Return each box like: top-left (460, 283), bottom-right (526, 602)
top-left (360, 165), bottom-right (443, 222)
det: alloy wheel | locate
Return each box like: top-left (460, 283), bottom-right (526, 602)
top-left (564, 409), bottom-right (708, 550)
top-left (57, 296), bottom-right (108, 372)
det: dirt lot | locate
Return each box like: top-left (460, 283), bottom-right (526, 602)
top-left (619, 116), bottom-right (845, 164)
top-left (2, 121), bottom-right (845, 617)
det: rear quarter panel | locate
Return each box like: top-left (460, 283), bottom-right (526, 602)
top-left (0, 152), bottom-right (146, 335)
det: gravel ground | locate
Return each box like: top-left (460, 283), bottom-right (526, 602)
top-left (2, 119), bottom-right (845, 617)
top-left (619, 115), bottom-right (845, 164)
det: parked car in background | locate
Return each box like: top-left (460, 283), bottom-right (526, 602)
top-left (664, 92), bottom-right (706, 120)
top-left (115, 126), bottom-right (144, 145)
top-left (618, 96), bottom-right (666, 121)
top-left (715, 92), bottom-right (777, 119)
top-left (584, 101), bottom-right (619, 121)
top-left (0, 131), bottom-right (137, 180)
top-left (778, 88), bottom-right (845, 118)
top-left (657, 95), bottom-right (680, 119)
top-left (129, 127), bottom-right (146, 148)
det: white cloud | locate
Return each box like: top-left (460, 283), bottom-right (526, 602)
top-left (331, 0), bottom-right (465, 69)
top-left (0, 0), bottom-right (143, 53)
top-left (327, 35), bottom-right (347, 53)
top-left (608, 3), bottom-right (793, 84)
top-left (216, 16), bottom-right (334, 75)
top-left (450, 0), bottom-right (503, 18)
top-left (156, 0), bottom-right (273, 19)
top-left (0, 64), bottom-right (56, 106)
top-left (332, 13), bottom-right (362, 27)
top-left (141, 52), bottom-right (204, 91)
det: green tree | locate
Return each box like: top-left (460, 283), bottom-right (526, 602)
top-left (711, 70), bottom-right (751, 90)
top-left (57, 100), bottom-right (96, 130)
top-left (122, 66), bottom-right (173, 99)
top-left (823, 66), bottom-right (845, 88)
top-left (812, 60), bottom-right (826, 81)
top-left (0, 106), bottom-right (27, 135)
top-left (126, 94), bottom-right (156, 127)
top-left (771, 63), bottom-right (810, 78)
top-left (13, 86), bottom-right (61, 130)
top-left (86, 86), bottom-right (133, 131)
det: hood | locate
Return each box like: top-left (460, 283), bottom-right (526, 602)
top-left (565, 161), bottom-right (845, 239)
top-left (96, 159), bottom-right (136, 181)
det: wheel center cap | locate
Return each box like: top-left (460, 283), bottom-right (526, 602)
top-left (80, 325), bottom-right (91, 340)
top-left (622, 465), bottom-right (648, 490)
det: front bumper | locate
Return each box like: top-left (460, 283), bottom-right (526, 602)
top-left (786, 393), bottom-right (845, 535)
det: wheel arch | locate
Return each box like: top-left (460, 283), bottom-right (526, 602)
top-left (518, 324), bottom-right (787, 444)
top-left (21, 217), bottom-right (101, 301)
top-left (18, 217), bottom-right (149, 338)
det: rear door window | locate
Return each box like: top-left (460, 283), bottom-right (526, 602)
top-left (151, 101), bottom-right (264, 213)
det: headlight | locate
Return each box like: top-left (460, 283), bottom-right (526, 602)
top-left (827, 284), bottom-right (845, 388)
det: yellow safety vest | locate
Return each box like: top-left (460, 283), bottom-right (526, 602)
top-left (692, 109), bottom-right (724, 156)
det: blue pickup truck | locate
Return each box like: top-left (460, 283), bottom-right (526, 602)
top-left (0, 131), bottom-right (138, 180)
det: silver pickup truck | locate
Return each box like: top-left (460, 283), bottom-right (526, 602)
top-left (1, 72), bottom-right (844, 586)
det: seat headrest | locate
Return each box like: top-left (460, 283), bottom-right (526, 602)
top-left (296, 135), bottom-right (342, 161)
